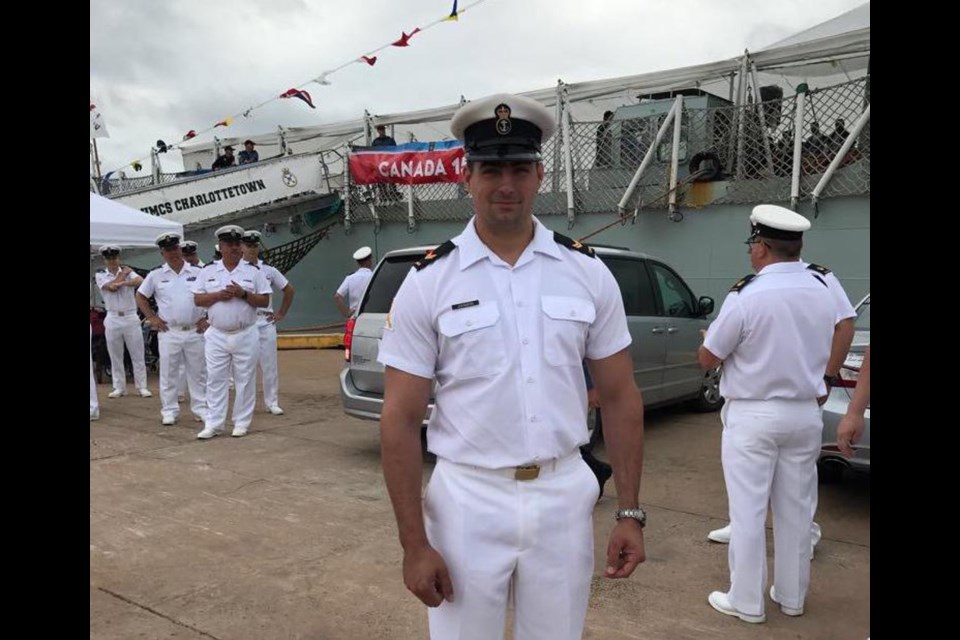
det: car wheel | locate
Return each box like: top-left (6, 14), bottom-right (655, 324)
top-left (690, 366), bottom-right (724, 412)
top-left (817, 457), bottom-right (846, 484)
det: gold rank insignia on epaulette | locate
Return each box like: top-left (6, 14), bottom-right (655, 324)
top-left (414, 240), bottom-right (456, 271)
top-left (806, 263), bottom-right (831, 276)
top-left (729, 274), bottom-right (756, 292)
top-left (553, 232), bottom-right (596, 258)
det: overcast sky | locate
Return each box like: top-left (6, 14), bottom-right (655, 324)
top-left (90, 0), bottom-right (867, 175)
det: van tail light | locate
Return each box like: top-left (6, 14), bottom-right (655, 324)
top-left (343, 317), bottom-right (356, 362)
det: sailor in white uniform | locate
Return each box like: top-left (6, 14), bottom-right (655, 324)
top-left (191, 226), bottom-right (271, 439)
top-left (378, 93), bottom-right (647, 640)
top-left (699, 204), bottom-right (837, 623)
top-left (241, 229), bottom-right (295, 415)
top-left (135, 232), bottom-right (208, 426)
top-left (334, 246), bottom-right (373, 318)
top-left (95, 245), bottom-right (152, 398)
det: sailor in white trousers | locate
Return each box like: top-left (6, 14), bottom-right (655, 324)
top-left (136, 232), bottom-right (208, 426)
top-left (95, 245), bottom-right (152, 398)
top-left (699, 205), bottom-right (836, 623)
top-left (177, 240), bottom-right (207, 402)
top-left (191, 226), bottom-right (271, 439)
top-left (241, 230), bottom-right (295, 415)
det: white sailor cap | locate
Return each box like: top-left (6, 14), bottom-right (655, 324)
top-left (181, 240), bottom-right (198, 253)
top-left (241, 229), bottom-right (262, 244)
top-left (748, 204), bottom-right (811, 242)
top-left (155, 232), bottom-right (181, 249)
top-left (99, 244), bottom-right (121, 256)
top-left (450, 93), bottom-right (556, 162)
top-left (353, 246), bottom-right (373, 261)
top-left (215, 224), bottom-right (245, 241)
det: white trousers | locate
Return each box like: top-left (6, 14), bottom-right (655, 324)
top-left (158, 328), bottom-right (207, 421)
top-left (256, 319), bottom-right (280, 407)
top-left (721, 398), bottom-right (822, 616)
top-left (424, 453), bottom-right (599, 640)
top-left (104, 312), bottom-right (147, 392)
top-left (90, 325), bottom-right (99, 418)
top-left (203, 325), bottom-right (259, 431)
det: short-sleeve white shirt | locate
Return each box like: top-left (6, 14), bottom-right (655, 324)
top-left (336, 267), bottom-right (373, 315)
top-left (378, 216), bottom-right (631, 468)
top-left (703, 261), bottom-right (836, 400)
top-left (95, 267), bottom-right (140, 313)
top-left (191, 261), bottom-right (271, 331)
top-left (137, 263), bottom-right (204, 327)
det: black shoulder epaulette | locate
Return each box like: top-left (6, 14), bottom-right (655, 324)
top-left (95, 268), bottom-right (106, 273)
top-left (553, 232), bottom-right (596, 258)
top-left (806, 263), bottom-right (831, 276)
top-left (246, 260), bottom-right (260, 270)
top-left (414, 240), bottom-right (456, 271)
top-left (729, 274), bottom-right (756, 292)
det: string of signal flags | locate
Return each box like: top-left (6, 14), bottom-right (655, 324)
top-left (102, 0), bottom-right (488, 176)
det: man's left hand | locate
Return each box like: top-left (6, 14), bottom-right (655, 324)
top-left (604, 519), bottom-right (645, 579)
top-left (268, 312), bottom-right (284, 324)
top-left (196, 318), bottom-right (210, 334)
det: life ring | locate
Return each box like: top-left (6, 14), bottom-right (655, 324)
top-left (688, 152), bottom-right (722, 182)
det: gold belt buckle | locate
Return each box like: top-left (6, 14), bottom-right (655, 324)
top-left (514, 465), bottom-right (541, 481)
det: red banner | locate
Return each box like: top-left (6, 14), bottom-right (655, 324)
top-left (349, 146), bottom-right (465, 185)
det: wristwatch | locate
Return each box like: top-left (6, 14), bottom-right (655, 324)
top-left (615, 508), bottom-right (647, 528)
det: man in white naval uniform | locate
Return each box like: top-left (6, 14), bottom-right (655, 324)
top-left (191, 225), bottom-right (271, 439)
top-left (95, 245), bottom-right (152, 399)
top-left (699, 204), bottom-right (836, 623)
top-left (378, 93), bottom-right (646, 640)
top-left (241, 229), bottom-right (296, 415)
top-left (176, 240), bottom-right (207, 402)
top-left (334, 246), bottom-right (373, 319)
top-left (135, 232), bottom-right (208, 426)
top-left (706, 259), bottom-right (856, 551)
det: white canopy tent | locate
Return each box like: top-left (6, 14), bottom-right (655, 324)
top-left (90, 192), bottom-right (182, 251)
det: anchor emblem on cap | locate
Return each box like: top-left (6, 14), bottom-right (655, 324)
top-left (495, 103), bottom-right (512, 135)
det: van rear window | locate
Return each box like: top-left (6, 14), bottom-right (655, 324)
top-left (360, 254), bottom-right (426, 313)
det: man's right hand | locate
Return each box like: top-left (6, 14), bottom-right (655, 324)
top-left (403, 544), bottom-right (454, 607)
top-left (148, 316), bottom-right (169, 332)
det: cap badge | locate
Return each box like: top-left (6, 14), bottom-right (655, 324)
top-left (495, 103), bottom-right (512, 135)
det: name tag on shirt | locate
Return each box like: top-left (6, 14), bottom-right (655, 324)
top-left (451, 300), bottom-right (480, 310)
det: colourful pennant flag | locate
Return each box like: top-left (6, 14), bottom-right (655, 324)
top-left (182, 130), bottom-right (197, 141)
top-left (360, 56), bottom-right (378, 66)
top-left (215, 116), bottom-right (234, 128)
top-left (444, 1), bottom-right (459, 21)
top-left (279, 88), bottom-right (316, 109)
top-left (391, 28), bottom-right (421, 47)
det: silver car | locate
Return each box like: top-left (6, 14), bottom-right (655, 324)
top-left (818, 293), bottom-right (870, 480)
top-left (339, 245), bottom-right (722, 423)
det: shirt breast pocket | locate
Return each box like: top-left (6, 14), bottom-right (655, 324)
top-left (437, 301), bottom-right (506, 379)
top-left (541, 295), bottom-right (595, 366)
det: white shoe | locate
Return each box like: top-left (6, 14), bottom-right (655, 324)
top-left (707, 524), bottom-right (731, 543)
top-left (197, 425), bottom-right (221, 439)
top-left (108, 389), bottom-right (125, 399)
top-left (138, 388), bottom-right (153, 398)
top-left (708, 591), bottom-right (765, 624)
top-left (267, 404), bottom-right (285, 416)
top-left (161, 416), bottom-right (176, 426)
top-left (193, 415), bottom-right (205, 422)
top-left (90, 411), bottom-right (100, 421)
top-left (231, 425), bottom-right (249, 437)
top-left (769, 586), bottom-right (804, 616)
